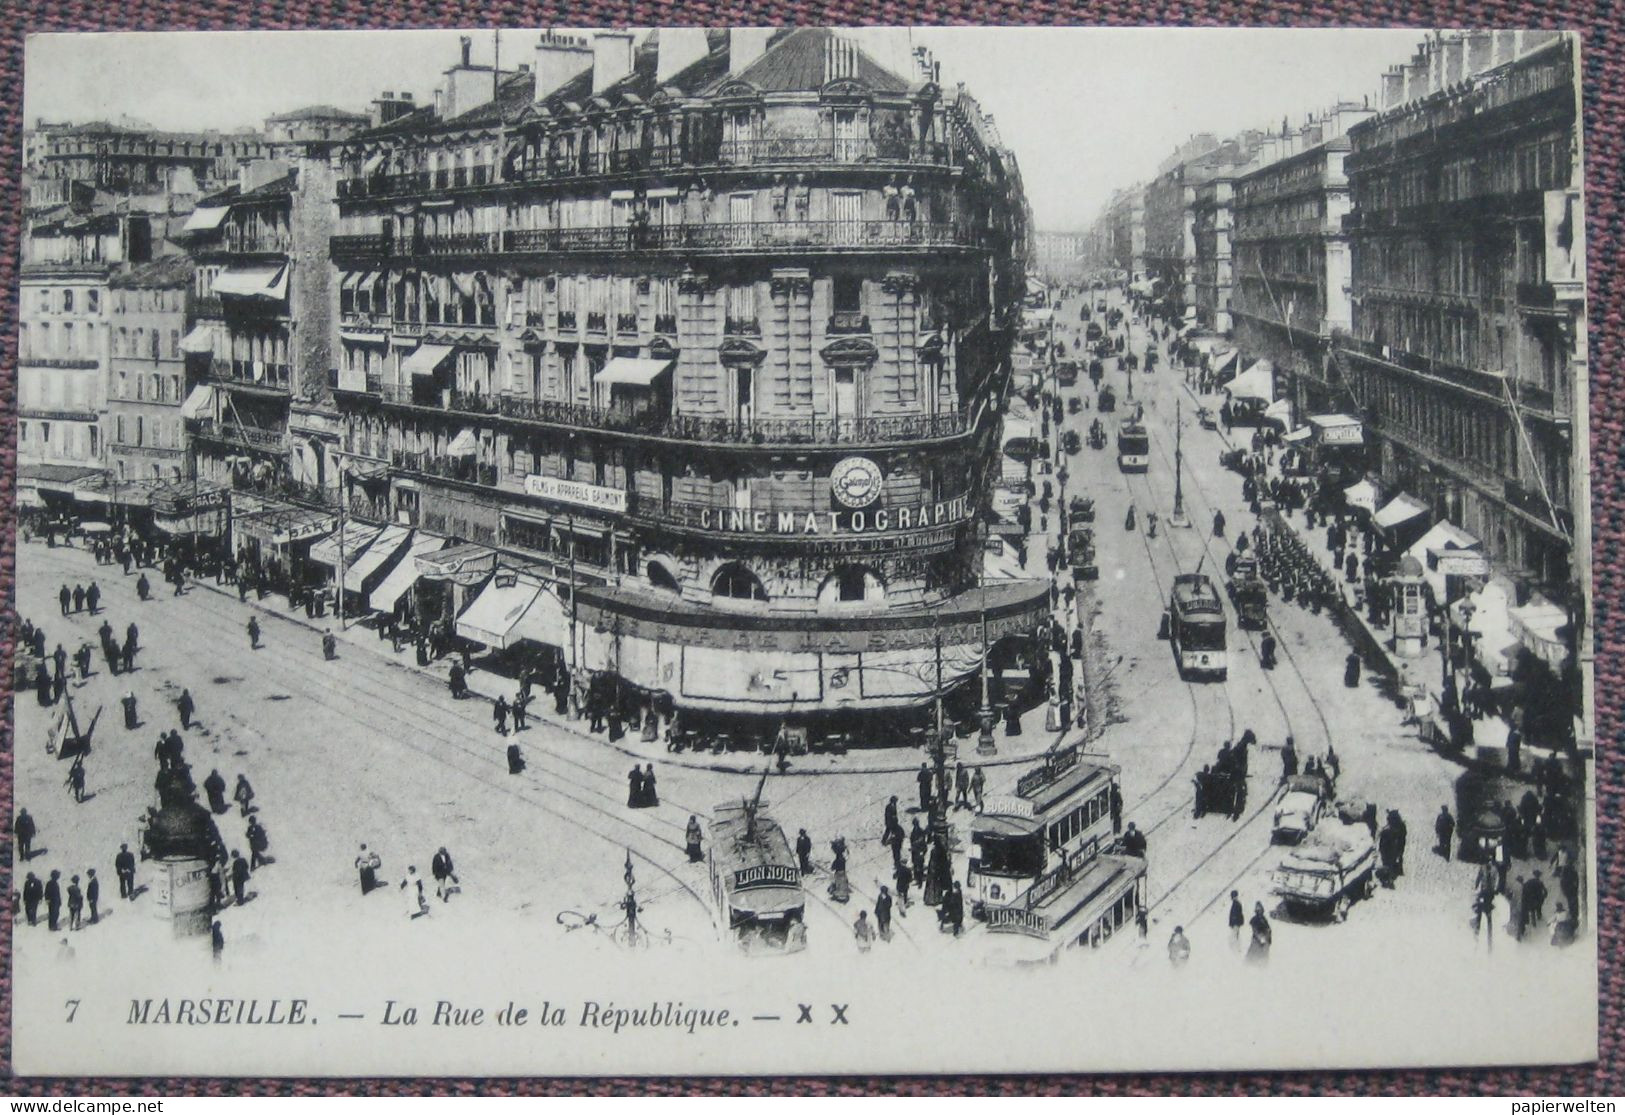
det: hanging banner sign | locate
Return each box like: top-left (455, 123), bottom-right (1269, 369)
top-left (696, 494), bottom-right (972, 537)
top-left (524, 475), bottom-right (628, 513)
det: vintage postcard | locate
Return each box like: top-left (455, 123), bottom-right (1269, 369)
top-left (10, 26), bottom-right (1597, 1075)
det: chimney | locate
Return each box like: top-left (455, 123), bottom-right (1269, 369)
top-left (1441, 35), bottom-right (1464, 85)
top-left (729, 28), bottom-right (773, 75)
top-left (1404, 51), bottom-right (1430, 102)
top-left (1466, 30), bottom-right (1495, 75)
top-left (1382, 66), bottom-right (1405, 108)
top-left (534, 31), bottom-right (593, 103)
top-left (460, 35), bottom-right (472, 68)
top-left (592, 31), bottom-right (634, 94)
top-left (657, 27), bottom-right (710, 85)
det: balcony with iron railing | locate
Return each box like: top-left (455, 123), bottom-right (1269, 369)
top-left (189, 417), bottom-right (288, 451)
top-left (615, 313), bottom-right (641, 335)
top-left (336, 138), bottom-right (957, 200)
top-left (220, 234), bottom-right (291, 256)
top-left (365, 382), bottom-right (975, 448)
top-left (653, 313), bottom-right (677, 335)
top-left (723, 317), bottom-right (761, 337)
top-left (333, 220), bottom-right (985, 260)
top-left (1334, 332), bottom-right (1514, 396)
top-left (207, 358), bottom-right (292, 392)
top-left (827, 311), bottom-right (871, 335)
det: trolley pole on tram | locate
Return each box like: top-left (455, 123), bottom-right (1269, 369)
top-left (1171, 398), bottom-right (1191, 529)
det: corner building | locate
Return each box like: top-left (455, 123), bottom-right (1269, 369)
top-left (328, 29), bottom-right (1043, 731)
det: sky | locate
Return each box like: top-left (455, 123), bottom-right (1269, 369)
top-left (24, 27), bottom-right (1428, 230)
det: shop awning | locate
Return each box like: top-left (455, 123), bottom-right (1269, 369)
top-left (1407, 521), bottom-right (1484, 597)
top-left (308, 521), bottom-right (383, 569)
top-left (182, 205), bottom-right (230, 233)
top-left (1226, 362), bottom-right (1274, 402)
top-left (19, 463), bottom-right (105, 494)
top-left (343, 523), bottom-right (411, 592)
top-left (446, 428), bottom-right (478, 457)
top-left (1283, 426), bottom-right (1313, 444)
top-left (1264, 398), bottom-right (1293, 424)
top-left (214, 264), bottom-right (289, 301)
top-left (416, 541), bottom-right (496, 586)
top-left (595, 357), bottom-right (675, 388)
top-left (1183, 306), bottom-right (1198, 320)
top-left (1373, 493), bottom-right (1428, 531)
top-left (363, 152), bottom-right (385, 175)
top-left (235, 505), bottom-right (336, 547)
top-left (1509, 598), bottom-right (1570, 667)
top-left (179, 384), bottom-right (217, 419)
top-left (511, 585), bottom-right (567, 648)
top-left (179, 324), bottom-right (217, 355)
top-left (1467, 581), bottom-right (1517, 677)
top-left (455, 576), bottom-right (543, 649)
top-left (401, 343), bottom-right (455, 377)
top-left (368, 532), bottom-right (447, 612)
top-left (1211, 349), bottom-right (1239, 374)
top-left (1343, 479), bottom-right (1381, 514)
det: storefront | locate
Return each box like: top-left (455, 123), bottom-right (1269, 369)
top-left (367, 531), bottom-right (448, 619)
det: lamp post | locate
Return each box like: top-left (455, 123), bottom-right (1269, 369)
top-left (977, 520), bottom-right (997, 756)
top-left (1171, 397), bottom-right (1190, 528)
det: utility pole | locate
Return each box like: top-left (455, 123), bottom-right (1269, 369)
top-left (621, 848), bottom-right (640, 948)
top-left (1171, 397), bottom-right (1190, 528)
top-left (977, 519), bottom-right (997, 756)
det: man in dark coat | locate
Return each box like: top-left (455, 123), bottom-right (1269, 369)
top-left (230, 851), bottom-right (251, 905)
top-left (86, 583), bottom-right (100, 614)
top-left (86, 870), bottom-right (100, 924)
top-left (795, 828), bottom-right (814, 875)
top-left (203, 769), bottom-right (228, 814)
top-left (45, 870), bottom-right (62, 931)
top-left (178, 689), bottom-right (195, 730)
top-left (1280, 736), bottom-right (1298, 781)
top-left (916, 763), bottom-right (933, 813)
top-left (1522, 871), bottom-right (1548, 931)
top-left (13, 809), bottom-right (36, 861)
top-left (1435, 805), bottom-right (1456, 860)
top-left (59, 585), bottom-right (72, 616)
top-left (909, 819), bottom-right (928, 883)
top-left (115, 844), bottom-right (136, 899)
top-left (22, 873), bottom-right (42, 926)
top-left (72, 585), bottom-right (85, 613)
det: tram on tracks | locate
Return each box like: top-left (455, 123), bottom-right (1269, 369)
top-left (1117, 421), bottom-right (1150, 473)
top-left (1169, 572), bottom-right (1229, 680)
top-left (967, 745), bottom-right (1147, 964)
top-left (709, 790), bottom-right (806, 954)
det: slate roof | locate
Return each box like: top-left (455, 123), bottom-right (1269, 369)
top-left (712, 28), bottom-right (910, 95)
top-left (110, 252), bottom-right (194, 289)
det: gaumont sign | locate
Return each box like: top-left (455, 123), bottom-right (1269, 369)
top-left (524, 475), bottom-right (628, 513)
top-left (697, 494), bottom-right (972, 536)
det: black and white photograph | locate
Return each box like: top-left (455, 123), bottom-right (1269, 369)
top-left (9, 25), bottom-right (1598, 1076)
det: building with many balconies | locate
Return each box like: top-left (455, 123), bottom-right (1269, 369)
top-left (179, 156), bottom-right (340, 493)
top-left (1189, 176), bottom-right (1235, 334)
top-left (1335, 31), bottom-right (1584, 598)
top-left (108, 255), bottom-right (195, 482)
top-left (326, 28), bottom-right (1041, 731)
top-left (1230, 105), bottom-right (1373, 414)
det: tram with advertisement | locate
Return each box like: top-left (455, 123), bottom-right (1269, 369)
top-left (967, 746), bottom-right (1147, 964)
top-left (1169, 572), bottom-right (1229, 680)
top-left (709, 794), bottom-right (806, 954)
top-left (1117, 422), bottom-right (1151, 473)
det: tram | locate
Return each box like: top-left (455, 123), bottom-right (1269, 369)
top-left (1117, 422), bottom-right (1150, 473)
top-left (709, 795), bottom-right (806, 954)
top-left (968, 746), bottom-right (1146, 964)
top-left (1169, 572), bottom-right (1229, 680)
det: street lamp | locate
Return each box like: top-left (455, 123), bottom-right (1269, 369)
top-left (1170, 397), bottom-right (1190, 529)
top-left (977, 520), bottom-right (997, 756)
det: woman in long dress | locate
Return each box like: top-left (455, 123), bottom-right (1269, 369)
top-left (685, 816), bottom-right (704, 863)
top-left (641, 764), bottom-right (659, 807)
top-left (627, 766), bottom-right (644, 808)
top-left (827, 838), bottom-right (851, 904)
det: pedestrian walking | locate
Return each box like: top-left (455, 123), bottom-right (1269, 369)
top-left (1168, 926), bottom-right (1191, 966)
top-left (627, 766), bottom-right (645, 808)
top-left (1247, 902), bottom-right (1272, 964)
top-left (86, 870), bottom-right (99, 924)
top-left (59, 585), bottom-right (71, 616)
top-left (73, 585), bottom-right (86, 613)
top-left (86, 583), bottom-right (100, 614)
top-left (356, 844), bottom-right (381, 895)
top-left (506, 742), bottom-right (525, 775)
top-left (1281, 736), bottom-right (1298, 780)
top-left (875, 886), bottom-right (893, 941)
top-left (1522, 872), bottom-right (1548, 932)
top-left (23, 873), bottom-right (42, 926)
top-left (971, 766), bottom-right (986, 812)
top-left (246, 818), bottom-right (270, 869)
top-left (233, 773), bottom-right (255, 817)
top-left (322, 631), bottom-right (337, 661)
top-left (827, 838), bottom-right (851, 904)
top-left (894, 861), bottom-right (912, 908)
top-left (67, 876), bottom-right (83, 930)
top-left (431, 847), bottom-right (458, 902)
top-left (511, 690), bottom-right (529, 731)
top-left (246, 617), bottom-right (260, 650)
top-left (115, 844), bottom-right (136, 899)
top-left (1228, 891), bottom-right (1245, 951)
top-left (229, 850), bottom-right (250, 906)
top-left (177, 688), bottom-right (195, 731)
top-left (916, 762), bottom-right (933, 814)
top-left (401, 866), bottom-right (426, 919)
top-left (954, 763), bottom-right (970, 809)
top-left (13, 809), bottom-right (37, 861)
top-left (65, 760), bottom-right (86, 804)
top-left (493, 696), bottom-right (510, 735)
top-left (45, 871), bottom-right (62, 931)
top-left (685, 816), bottom-right (704, 863)
top-left (853, 909), bottom-right (875, 952)
top-left (201, 769), bottom-right (228, 814)
top-left (74, 642), bottom-right (92, 681)
top-left (909, 819), bottom-right (927, 883)
top-left (211, 920), bottom-right (225, 963)
top-left (1435, 805), bottom-right (1455, 860)
top-left (136, 573), bottom-right (151, 601)
top-left (641, 764), bottom-right (658, 807)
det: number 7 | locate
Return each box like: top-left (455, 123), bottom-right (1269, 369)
top-left (64, 999), bottom-right (80, 1023)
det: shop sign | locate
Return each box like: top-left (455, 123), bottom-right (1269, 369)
top-left (829, 456), bottom-right (884, 509)
top-left (733, 864), bottom-right (800, 891)
top-left (985, 906), bottom-right (1049, 937)
top-left (1317, 422), bottom-right (1364, 446)
top-left (697, 494), bottom-right (971, 537)
top-left (524, 475), bottom-right (628, 514)
top-left (1432, 551), bottom-right (1490, 577)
